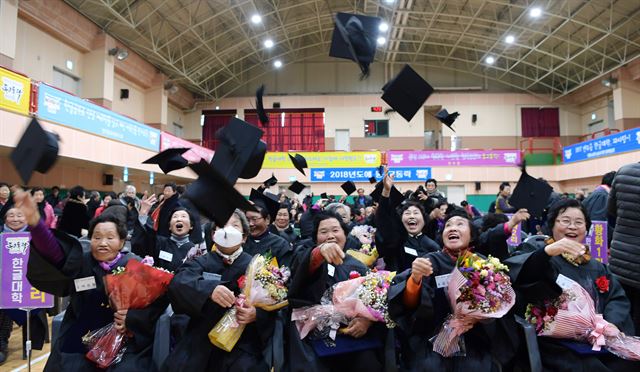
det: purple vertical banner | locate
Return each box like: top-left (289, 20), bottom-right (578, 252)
top-left (586, 221), bottom-right (608, 264)
top-left (0, 232), bottom-right (54, 309)
top-left (504, 214), bottom-right (522, 246)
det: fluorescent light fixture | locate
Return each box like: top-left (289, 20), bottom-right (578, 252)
top-left (264, 39), bottom-right (274, 48)
top-left (505, 35), bottom-right (515, 44)
top-left (273, 60), bottom-right (283, 68)
top-left (215, 106), bottom-right (220, 110)
top-left (251, 14), bottom-right (262, 24)
top-left (377, 36), bottom-right (386, 45)
top-left (485, 56), bottom-right (495, 65)
top-left (530, 7), bottom-right (542, 18)
top-left (66, 60), bottom-right (74, 70)
top-left (379, 22), bottom-right (389, 32)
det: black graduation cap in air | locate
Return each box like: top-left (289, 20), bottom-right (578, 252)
top-left (369, 176), bottom-right (378, 184)
top-left (341, 181), bottom-right (357, 196)
top-left (263, 173), bottom-right (278, 187)
top-left (509, 161), bottom-right (554, 218)
top-left (434, 109), bottom-right (459, 132)
top-left (185, 160), bottom-right (257, 227)
top-left (320, 192), bottom-right (329, 199)
top-left (288, 153), bottom-right (308, 176)
top-left (210, 117), bottom-right (267, 184)
top-left (143, 147), bottom-right (189, 174)
top-left (249, 189), bottom-right (280, 221)
top-left (288, 181), bottom-right (307, 195)
top-left (329, 12), bottom-right (380, 78)
top-left (369, 182), bottom-right (404, 209)
top-left (10, 118), bottom-right (60, 185)
top-left (256, 85), bottom-right (269, 126)
top-left (381, 65), bottom-right (434, 122)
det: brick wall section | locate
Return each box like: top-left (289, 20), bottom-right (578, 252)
top-left (114, 42), bottom-right (159, 89)
top-left (18, 0), bottom-right (99, 52)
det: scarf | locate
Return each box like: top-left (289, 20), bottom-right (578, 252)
top-left (212, 245), bottom-right (243, 265)
top-left (170, 234), bottom-right (191, 248)
top-left (98, 252), bottom-right (124, 272)
top-left (3, 224), bottom-right (29, 233)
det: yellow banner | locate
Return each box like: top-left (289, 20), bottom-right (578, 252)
top-left (262, 151), bottom-right (382, 168)
top-left (0, 67), bottom-right (31, 116)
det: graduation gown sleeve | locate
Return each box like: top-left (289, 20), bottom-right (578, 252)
top-left (475, 223), bottom-right (510, 260)
top-left (374, 196), bottom-right (406, 270)
top-left (168, 255), bottom-right (224, 318)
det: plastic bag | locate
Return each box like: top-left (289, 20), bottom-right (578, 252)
top-left (82, 323), bottom-right (128, 369)
top-left (208, 298), bottom-right (246, 352)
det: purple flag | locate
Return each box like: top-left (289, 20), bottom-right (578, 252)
top-left (585, 221), bottom-right (608, 264)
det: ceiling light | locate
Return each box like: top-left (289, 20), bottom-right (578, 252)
top-left (384, 0), bottom-right (395, 4)
top-left (264, 39), bottom-right (274, 48)
top-left (107, 47), bottom-right (128, 61)
top-left (215, 106), bottom-right (220, 110)
top-left (485, 56), bottom-right (495, 65)
top-left (601, 77), bottom-right (617, 87)
top-left (377, 36), bottom-right (386, 45)
top-left (251, 14), bottom-right (262, 24)
top-left (379, 22), bottom-right (389, 32)
top-left (273, 60), bottom-right (283, 68)
top-left (505, 35), bottom-right (515, 44)
top-left (530, 7), bottom-right (542, 18)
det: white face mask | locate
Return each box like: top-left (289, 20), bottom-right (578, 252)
top-left (213, 225), bottom-right (243, 249)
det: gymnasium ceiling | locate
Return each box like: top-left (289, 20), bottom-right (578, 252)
top-left (64, 0), bottom-right (640, 101)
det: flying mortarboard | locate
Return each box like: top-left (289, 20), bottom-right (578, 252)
top-left (288, 181), bottom-right (307, 195)
top-left (263, 173), bottom-right (278, 187)
top-left (329, 12), bottom-right (380, 78)
top-left (509, 161), bottom-right (553, 218)
top-left (288, 153), bottom-right (308, 176)
top-left (369, 176), bottom-right (378, 184)
top-left (10, 118), bottom-right (60, 185)
top-left (340, 181), bottom-right (357, 196)
top-left (369, 182), bottom-right (404, 208)
top-left (320, 192), bottom-right (329, 199)
top-left (256, 85), bottom-right (269, 126)
top-left (142, 147), bottom-right (189, 174)
top-left (381, 64), bottom-right (434, 122)
top-left (210, 117), bottom-right (266, 184)
top-left (434, 109), bottom-right (459, 132)
top-left (185, 160), bottom-right (256, 227)
top-left (249, 188), bottom-right (280, 221)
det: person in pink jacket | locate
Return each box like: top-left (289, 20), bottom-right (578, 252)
top-left (32, 187), bottom-right (57, 228)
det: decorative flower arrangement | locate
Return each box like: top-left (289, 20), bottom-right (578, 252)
top-left (525, 292), bottom-right (573, 334)
top-left (347, 225), bottom-right (379, 267)
top-left (595, 275), bottom-right (610, 293)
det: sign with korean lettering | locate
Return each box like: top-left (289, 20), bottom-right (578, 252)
top-left (160, 131), bottom-right (213, 163)
top-left (0, 66), bottom-right (31, 116)
top-left (387, 150), bottom-right (521, 167)
top-left (310, 167), bottom-right (431, 182)
top-left (563, 128), bottom-right (640, 163)
top-left (37, 83), bottom-right (160, 151)
top-left (585, 221), bottom-right (608, 264)
top-left (263, 152), bottom-right (381, 169)
top-left (0, 233), bottom-right (54, 309)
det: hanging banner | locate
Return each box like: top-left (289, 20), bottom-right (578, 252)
top-left (0, 232), bottom-right (54, 309)
top-left (262, 151), bottom-right (381, 169)
top-left (37, 83), bottom-right (160, 151)
top-left (160, 131), bottom-right (214, 163)
top-left (0, 67), bottom-right (31, 116)
top-left (387, 150), bottom-right (521, 167)
top-left (586, 221), bottom-right (608, 264)
top-left (310, 167), bottom-right (431, 183)
top-left (563, 128), bottom-right (640, 163)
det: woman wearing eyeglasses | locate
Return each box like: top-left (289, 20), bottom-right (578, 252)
top-left (507, 198), bottom-right (637, 371)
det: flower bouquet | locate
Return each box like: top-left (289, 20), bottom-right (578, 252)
top-left (291, 269), bottom-right (396, 341)
top-left (208, 254), bottom-right (290, 351)
top-left (431, 252), bottom-right (515, 357)
top-left (347, 225), bottom-right (379, 267)
top-left (525, 275), bottom-right (640, 360)
top-left (83, 259), bottom-right (174, 368)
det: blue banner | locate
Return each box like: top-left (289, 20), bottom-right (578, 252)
top-left (310, 167), bottom-right (431, 182)
top-left (37, 84), bottom-right (160, 151)
top-left (563, 128), bottom-right (640, 163)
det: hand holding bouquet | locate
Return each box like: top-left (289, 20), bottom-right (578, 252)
top-left (83, 259), bottom-right (174, 368)
top-left (525, 276), bottom-right (640, 360)
top-left (208, 254), bottom-right (290, 351)
top-left (347, 225), bottom-right (379, 267)
top-left (431, 252), bottom-right (515, 357)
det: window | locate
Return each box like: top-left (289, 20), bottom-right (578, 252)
top-left (172, 122), bottom-right (184, 137)
top-left (244, 109), bottom-right (325, 151)
top-left (52, 67), bottom-right (80, 95)
top-left (364, 119), bottom-right (389, 137)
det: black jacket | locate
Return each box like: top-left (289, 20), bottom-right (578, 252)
top-left (608, 163), bottom-right (640, 288)
top-left (57, 200), bottom-right (90, 238)
top-left (583, 186), bottom-right (609, 221)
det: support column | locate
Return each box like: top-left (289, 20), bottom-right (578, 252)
top-left (613, 79), bottom-right (640, 130)
top-left (0, 0), bottom-right (19, 68)
top-left (144, 75), bottom-right (168, 131)
top-left (82, 33), bottom-right (115, 108)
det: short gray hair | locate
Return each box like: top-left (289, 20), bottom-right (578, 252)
top-left (325, 202), bottom-right (351, 218)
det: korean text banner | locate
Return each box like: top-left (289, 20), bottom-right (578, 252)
top-left (262, 152), bottom-right (381, 169)
top-left (37, 84), bottom-right (160, 151)
top-left (586, 221), bottom-right (608, 264)
top-left (387, 150), bottom-right (521, 167)
top-left (0, 67), bottom-right (31, 115)
top-left (310, 167), bottom-right (431, 182)
top-left (563, 128), bottom-right (640, 163)
top-left (1, 232), bottom-right (54, 309)
top-left (160, 131), bottom-right (214, 163)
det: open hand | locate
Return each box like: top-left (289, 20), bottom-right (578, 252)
top-left (211, 285), bottom-right (235, 308)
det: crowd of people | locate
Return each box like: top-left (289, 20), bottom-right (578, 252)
top-left (0, 162), bottom-right (639, 372)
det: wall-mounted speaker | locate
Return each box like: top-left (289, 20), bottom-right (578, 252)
top-left (472, 114), bottom-right (478, 123)
top-left (120, 89), bottom-right (129, 99)
top-left (273, 102), bottom-right (281, 108)
top-left (475, 181), bottom-right (481, 191)
top-left (103, 174), bottom-right (114, 185)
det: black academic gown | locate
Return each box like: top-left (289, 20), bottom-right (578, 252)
top-left (131, 216), bottom-right (195, 272)
top-left (388, 250), bottom-right (518, 372)
top-left (162, 252), bottom-right (273, 372)
top-left (269, 224), bottom-right (299, 245)
top-left (245, 231), bottom-right (294, 267)
top-left (26, 230), bottom-right (168, 372)
top-left (506, 244), bottom-right (638, 372)
top-left (286, 244), bottom-right (387, 372)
